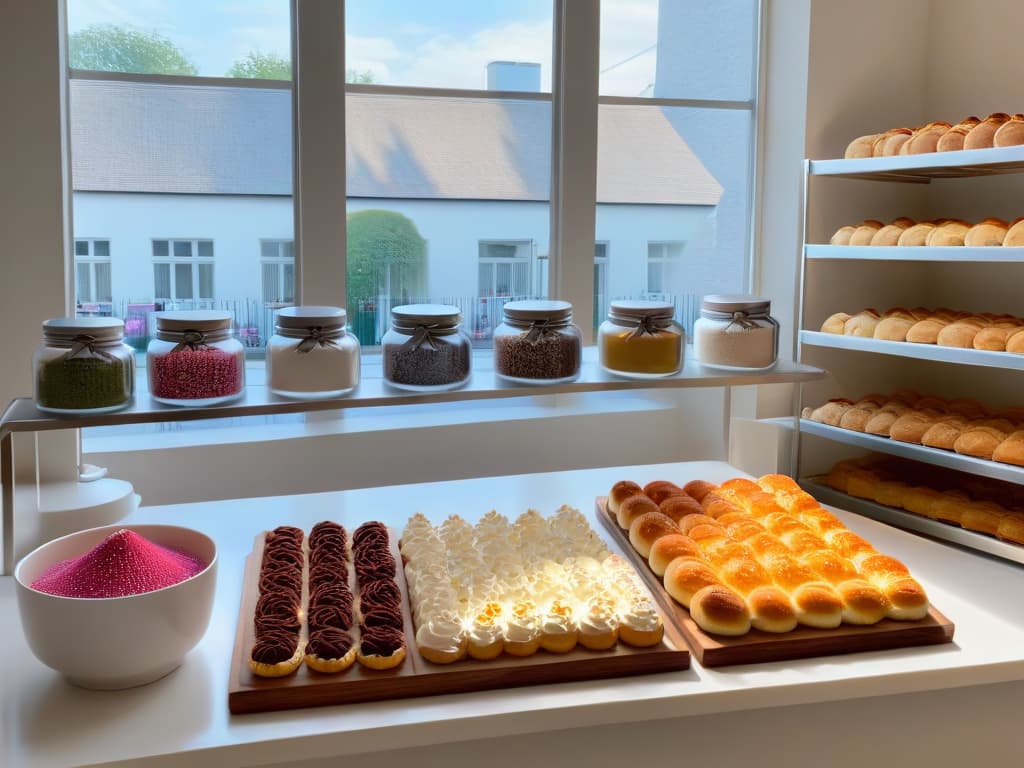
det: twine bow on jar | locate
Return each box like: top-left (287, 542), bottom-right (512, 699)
top-left (398, 323), bottom-right (448, 351)
top-left (66, 334), bottom-right (118, 362)
top-left (725, 311), bottom-right (761, 331)
top-left (295, 326), bottom-right (340, 354)
top-left (170, 330), bottom-right (211, 353)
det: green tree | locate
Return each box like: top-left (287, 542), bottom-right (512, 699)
top-left (346, 68), bottom-right (376, 84)
top-left (227, 51), bottom-right (292, 80)
top-left (346, 210), bottom-right (427, 311)
top-left (69, 24), bottom-right (197, 76)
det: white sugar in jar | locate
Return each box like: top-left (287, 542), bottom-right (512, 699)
top-left (693, 295), bottom-right (779, 371)
top-left (266, 306), bottom-right (360, 398)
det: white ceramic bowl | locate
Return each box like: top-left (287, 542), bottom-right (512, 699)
top-left (15, 523), bottom-right (217, 690)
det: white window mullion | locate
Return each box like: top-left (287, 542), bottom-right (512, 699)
top-left (550, 0), bottom-right (599, 344)
top-left (293, 0), bottom-right (347, 307)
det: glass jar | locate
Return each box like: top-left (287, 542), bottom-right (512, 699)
top-left (493, 300), bottom-right (582, 384)
top-left (34, 318), bottom-right (135, 414)
top-left (146, 311), bottom-right (245, 406)
top-left (382, 304), bottom-right (472, 391)
top-left (693, 295), bottom-right (779, 371)
top-left (598, 300), bottom-right (683, 378)
top-left (267, 306), bottom-right (360, 398)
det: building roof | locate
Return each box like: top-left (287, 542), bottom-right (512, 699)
top-left (70, 78), bottom-right (722, 206)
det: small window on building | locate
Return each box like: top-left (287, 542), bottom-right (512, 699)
top-left (153, 238), bottom-right (214, 301)
top-left (646, 241), bottom-right (685, 296)
top-left (478, 240), bottom-right (532, 297)
top-left (260, 239), bottom-right (295, 305)
top-left (74, 238), bottom-right (112, 305)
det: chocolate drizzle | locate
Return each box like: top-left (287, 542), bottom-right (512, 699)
top-left (359, 625), bottom-right (405, 657)
top-left (251, 526), bottom-right (304, 672)
top-left (252, 628), bottom-right (299, 664)
top-left (307, 627), bottom-right (354, 659)
top-left (352, 521), bottom-right (407, 662)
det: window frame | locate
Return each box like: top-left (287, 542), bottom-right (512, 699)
top-left (260, 238), bottom-right (296, 305)
top-left (73, 237), bottom-right (112, 304)
top-left (151, 237), bottom-right (214, 302)
top-left (477, 239), bottom-right (534, 298)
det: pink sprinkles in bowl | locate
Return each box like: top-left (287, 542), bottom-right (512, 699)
top-left (31, 529), bottom-right (207, 598)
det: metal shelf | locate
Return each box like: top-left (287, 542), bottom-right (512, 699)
top-left (801, 479), bottom-right (1024, 567)
top-left (808, 145), bottom-right (1024, 182)
top-left (799, 330), bottom-right (1024, 371)
top-left (0, 348), bottom-right (825, 439)
top-left (805, 245), bottom-right (1024, 263)
top-left (799, 419), bottom-right (1024, 484)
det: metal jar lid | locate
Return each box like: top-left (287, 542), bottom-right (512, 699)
top-left (391, 304), bottom-right (462, 328)
top-left (502, 299), bottom-right (573, 322)
top-left (154, 310), bottom-right (233, 332)
top-left (275, 305), bottom-right (346, 331)
top-left (700, 294), bottom-right (771, 315)
top-left (608, 299), bottom-right (674, 319)
top-left (42, 317), bottom-right (124, 342)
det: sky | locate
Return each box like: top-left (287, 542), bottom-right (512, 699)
top-left (66, 0), bottom-right (660, 95)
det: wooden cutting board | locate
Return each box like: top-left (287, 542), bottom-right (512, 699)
top-left (229, 526), bottom-right (691, 714)
top-left (596, 497), bottom-right (955, 668)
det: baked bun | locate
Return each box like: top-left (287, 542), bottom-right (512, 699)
top-left (849, 221), bottom-right (884, 246)
top-left (906, 317), bottom-right (948, 344)
top-left (936, 116), bottom-right (980, 152)
top-left (1007, 329), bottom-right (1024, 354)
top-left (688, 585), bottom-right (752, 636)
top-left (905, 121), bottom-right (951, 154)
top-left (678, 512), bottom-right (722, 535)
top-left (974, 325), bottom-right (1021, 351)
top-left (821, 312), bottom-right (852, 334)
top-left (997, 512), bottom-right (1024, 544)
top-left (937, 320), bottom-right (985, 348)
top-left (964, 113), bottom-right (1010, 149)
top-left (844, 309), bottom-right (881, 337)
top-left (643, 480), bottom-right (686, 504)
top-left (882, 128), bottom-right (914, 156)
top-left (830, 225), bottom-right (856, 245)
top-left (663, 557), bottom-right (721, 608)
top-left (920, 417), bottom-right (969, 450)
top-left (1003, 218), bottom-right (1024, 247)
top-left (889, 411), bottom-right (940, 444)
top-left (993, 113), bottom-right (1024, 147)
top-left (648, 533), bottom-right (703, 576)
top-left (962, 500), bottom-right (1006, 535)
top-left (628, 511), bottom-right (680, 558)
top-left (870, 222), bottom-right (912, 246)
top-left (954, 425), bottom-right (1010, 459)
top-left (897, 222), bottom-right (937, 246)
top-left (608, 480), bottom-right (644, 516)
top-left (948, 398), bottom-right (988, 419)
top-left (839, 403), bottom-right (879, 432)
top-left (992, 431), bottom-right (1024, 467)
top-left (845, 134), bottom-right (880, 159)
top-left (682, 479), bottom-right (716, 502)
top-left (658, 494), bottom-right (704, 522)
top-left (874, 316), bottom-right (915, 341)
top-left (616, 494), bottom-right (660, 529)
top-left (964, 218), bottom-right (1010, 246)
top-left (864, 410), bottom-right (901, 437)
top-left (925, 220), bottom-right (970, 246)
top-left (809, 399), bottom-right (855, 426)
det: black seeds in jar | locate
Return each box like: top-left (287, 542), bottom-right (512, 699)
top-left (383, 342), bottom-right (470, 387)
top-left (495, 333), bottom-right (580, 381)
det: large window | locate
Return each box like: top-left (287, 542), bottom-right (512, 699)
top-left (152, 239), bottom-right (214, 302)
top-left (260, 239), bottom-right (295, 306)
top-left (478, 241), bottom-right (533, 298)
top-left (74, 238), bottom-right (112, 305)
top-left (646, 241), bottom-right (685, 295)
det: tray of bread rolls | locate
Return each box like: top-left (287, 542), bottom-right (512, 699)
top-left (230, 511), bottom-right (689, 715)
top-left (597, 474), bottom-right (954, 667)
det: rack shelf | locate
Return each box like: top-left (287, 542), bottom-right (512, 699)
top-left (804, 245), bottom-right (1024, 262)
top-left (0, 349), bottom-right (825, 439)
top-left (808, 145), bottom-right (1024, 182)
top-left (799, 419), bottom-right (1024, 485)
top-left (801, 479), bottom-right (1024, 567)
top-left (799, 330), bottom-right (1024, 371)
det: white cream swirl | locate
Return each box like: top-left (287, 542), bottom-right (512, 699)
top-left (415, 612), bottom-right (465, 654)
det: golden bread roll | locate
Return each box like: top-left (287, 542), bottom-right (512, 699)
top-left (993, 406), bottom-right (1024, 422)
top-left (683, 479), bottom-right (716, 503)
top-left (821, 312), bottom-right (851, 334)
top-left (897, 222), bottom-right (936, 246)
top-left (993, 114), bottom-right (1024, 147)
top-left (643, 480), bottom-right (686, 504)
top-left (889, 411), bottom-right (941, 444)
top-left (937, 320), bottom-right (985, 348)
top-left (607, 480), bottom-right (644, 516)
top-left (663, 557), bottom-right (721, 608)
top-left (996, 511), bottom-right (1024, 544)
top-left (848, 222), bottom-right (885, 246)
top-left (963, 113), bottom-right (1010, 150)
top-left (824, 460), bottom-right (859, 492)
top-left (874, 316), bottom-right (915, 341)
top-left (870, 223), bottom-right (910, 246)
top-left (1005, 329), bottom-right (1024, 354)
top-left (902, 486), bottom-right (944, 518)
top-left (658, 494), bottom-right (704, 523)
top-left (913, 395), bottom-right (948, 412)
top-left (722, 517), bottom-right (767, 542)
top-left (920, 416), bottom-right (969, 450)
top-left (878, 577), bottom-right (929, 621)
top-left (973, 325), bottom-right (1022, 351)
top-left (872, 129), bottom-right (909, 157)
top-left (992, 431), bottom-right (1024, 467)
top-left (616, 493), bottom-right (660, 529)
top-left (865, 409), bottom-right (901, 437)
top-left (678, 513), bottom-right (722, 535)
top-left (744, 586), bottom-right (799, 633)
top-left (701, 494), bottom-right (743, 519)
top-left (961, 500), bottom-right (1006, 536)
top-left (825, 529), bottom-right (876, 559)
top-left (839, 403), bottom-right (880, 432)
top-left (964, 217), bottom-right (1010, 246)
top-left (882, 129), bottom-right (914, 156)
top-left (949, 398), bottom-right (987, 418)
top-left (953, 425), bottom-right (1010, 460)
top-left (845, 133), bottom-right (881, 159)
top-left (906, 121), bottom-right (951, 154)
top-left (835, 579), bottom-right (892, 625)
top-left (808, 399), bottom-right (855, 426)
top-left (925, 220), bottom-right (970, 246)
top-left (936, 116), bottom-right (980, 152)
top-left (844, 310), bottom-right (881, 337)
top-left (930, 491), bottom-right (970, 525)
top-left (688, 585), bottom-right (752, 636)
top-left (830, 225), bottom-right (856, 245)
top-left (628, 511), bottom-right (680, 558)
top-left (1003, 218), bottom-right (1024, 247)
top-left (906, 317), bottom-right (947, 343)
top-left (846, 469), bottom-right (880, 500)
top-left (648, 533), bottom-right (703, 576)
top-left (875, 480), bottom-right (910, 508)
top-left (883, 306), bottom-right (916, 320)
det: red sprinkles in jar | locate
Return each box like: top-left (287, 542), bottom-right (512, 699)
top-left (149, 347), bottom-right (242, 400)
top-left (31, 529), bottom-right (206, 598)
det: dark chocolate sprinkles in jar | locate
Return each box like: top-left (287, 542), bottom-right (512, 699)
top-left (493, 300), bottom-right (582, 384)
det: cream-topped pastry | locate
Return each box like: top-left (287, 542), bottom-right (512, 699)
top-left (539, 600), bottom-right (579, 653)
top-left (578, 597), bottom-right (620, 650)
top-left (504, 599), bottom-right (542, 656)
top-left (618, 596), bottom-right (664, 647)
top-left (414, 611), bottom-right (466, 664)
top-left (467, 610), bottom-right (505, 661)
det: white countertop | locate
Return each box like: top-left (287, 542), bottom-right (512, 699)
top-left (4, 461), bottom-right (1024, 768)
